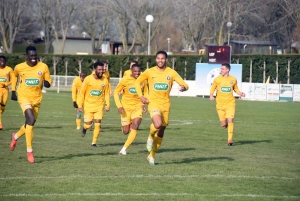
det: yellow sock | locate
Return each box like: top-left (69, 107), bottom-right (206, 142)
top-left (15, 124), bottom-right (26, 139)
top-left (84, 123), bottom-right (92, 130)
top-left (25, 125), bottom-right (34, 152)
top-left (76, 119), bottom-right (81, 128)
top-left (149, 123), bottom-right (158, 140)
top-left (150, 135), bottom-right (163, 158)
top-left (228, 122), bottom-right (234, 141)
top-left (124, 129), bottom-right (137, 148)
top-left (92, 123), bottom-right (101, 144)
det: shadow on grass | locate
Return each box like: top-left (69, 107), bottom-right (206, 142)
top-left (101, 142), bottom-right (145, 147)
top-left (35, 152), bottom-right (117, 163)
top-left (235, 140), bottom-right (272, 145)
top-left (138, 147), bottom-right (196, 154)
top-left (35, 126), bottom-right (63, 129)
top-left (167, 156), bottom-right (234, 164)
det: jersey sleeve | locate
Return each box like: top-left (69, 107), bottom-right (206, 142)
top-left (113, 79), bottom-right (125, 108)
top-left (77, 77), bottom-right (88, 108)
top-left (11, 66), bottom-right (19, 91)
top-left (233, 78), bottom-right (240, 94)
top-left (44, 65), bottom-right (52, 86)
top-left (104, 79), bottom-right (110, 107)
top-left (71, 79), bottom-right (77, 102)
top-left (210, 78), bottom-right (218, 95)
top-left (6, 67), bottom-right (14, 87)
top-left (135, 70), bottom-right (149, 97)
top-left (173, 71), bottom-right (189, 90)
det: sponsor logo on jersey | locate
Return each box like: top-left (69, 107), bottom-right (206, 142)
top-left (221, 86), bottom-right (232, 92)
top-left (25, 78), bottom-right (40, 86)
top-left (90, 90), bottom-right (102, 96)
top-left (167, 76), bottom-right (170, 80)
top-left (0, 77), bottom-right (7, 82)
top-left (128, 87), bottom-right (137, 94)
top-left (153, 82), bottom-right (168, 91)
top-left (101, 84), bottom-right (105, 88)
top-left (38, 71), bottom-right (42, 75)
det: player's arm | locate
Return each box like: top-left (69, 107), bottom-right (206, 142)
top-left (71, 80), bottom-right (78, 108)
top-left (233, 80), bottom-right (245, 97)
top-left (4, 68), bottom-right (14, 87)
top-left (209, 79), bottom-right (218, 100)
top-left (11, 66), bottom-right (19, 101)
top-left (43, 66), bottom-right (52, 88)
top-left (104, 79), bottom-right (110, 111)
top-left (173, 71), bottom-right (189, 92)
top-left (113, 79), bottom-right (125, 114)
top-left (77, 78), bottom-right (88, 111)
top-left (135, 70), bottom-right (149, 104)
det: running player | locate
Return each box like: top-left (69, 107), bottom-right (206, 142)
top-left (123, 60), bottom-right (138, 77)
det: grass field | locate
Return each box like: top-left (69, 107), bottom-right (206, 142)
top-left (0, 91), bottom-right (299, 201)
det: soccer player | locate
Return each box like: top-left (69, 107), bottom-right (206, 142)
top-left (123, 60), bottom-right (138, 77)
top-left (209, 63), bottom-right (245, 146)
top-left (10, 46), bottom-right (52, 163)
top-left (77, 61), bottom-right (110, 147)
top-left (135, 50), bottom-right (189, 165)
top-left (114, 64), bottom-right (147, 155)
top-left (72, 72), bottom-right (87, 130)
top-left (0, 55), bottom-right (14, 130)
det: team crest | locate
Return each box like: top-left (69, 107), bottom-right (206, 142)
top-left (230, 81), bottom-right (233, 84)
top-left (166, 76), bottom-right (170, 80)
top-left (101, 84), bottom-right (105, 87)
top-left (38, 71), bottom-right (42, 75)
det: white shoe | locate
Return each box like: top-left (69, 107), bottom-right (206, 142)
top-left (146, 137), bottom-right (153, 152)
top-left (119, 148), bottom-right (127, 155)
top-left (147, 155), bottom-right (155, 165)
top-left (76, 127), bottom-right (81, 130)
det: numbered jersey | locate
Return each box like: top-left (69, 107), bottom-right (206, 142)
top-left (210, 75), bottom-right (240, 108)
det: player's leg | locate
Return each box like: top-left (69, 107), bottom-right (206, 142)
top-left (0, 89), bottom-right (8, 129)
top-left (148, 106), bottom-right (169, 165)
top-left (217, 108), bottom-right (227, 128)
top-left (24, 108), bottom-right (37, 163)
top-left (146, 105), bottom-right (161, 152)
top-left (120, 108), bottom-right (142, 155)
top-left (226, 105), bottom-right (236, 146)
top-left (76, 109), bottom-right (82, 130)
top-left (82, 111), bottom-right (93, 137)
top-left (91, 110), bottom-right (103, 146)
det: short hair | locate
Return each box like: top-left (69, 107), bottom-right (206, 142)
top-left (0, 55), bottom-right (6, 62)
top-left (100, 60), bottom-right (108, 64)
top-left (222, 63), bottom-right (231, 71)
top-left (93, 61), bottom-right (104, 69)
top-left (130, 60), bottom-right (138, 64)
top-left (80, 72), bottom-right (87, 77)
top-left (156, 50), bottom-right (168, 59)
top-left (26, 46), bottom-right (37, 54)
top-left (131, 64), bottom-right (140, 69)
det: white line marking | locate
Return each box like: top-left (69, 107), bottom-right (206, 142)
top-left (0, 174), bottom-right (296, 180)
top-left (1, 193), bottom-right (298, 198)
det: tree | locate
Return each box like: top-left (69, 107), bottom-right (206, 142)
top-left (0, 0), bottom-right (30, 53)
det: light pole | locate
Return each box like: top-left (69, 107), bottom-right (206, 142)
top-left (145, 15), bottom-right (154, 55)
top-left (167, 38), bottom-right (171, 54)
top-left (226, 21), bottom-right (232, 46)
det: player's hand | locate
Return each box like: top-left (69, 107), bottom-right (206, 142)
top-left (240, 92), bottom-right (245, 97)
top-left (209, 94), bottom-right (214, 101)
top-left (110, 92), bottom-right (113, 97)
top-left (142, 105), bottom-right (148, 114)
top-left (43, 80), bottom-right (51, 88)
top-left (78, 108), bottom-right (83, 112)
top-left (73, 101), bottom-right (78, 108)
top-left (118, 107), bottom-right (125, 114)
top-left (11, 91), bottom-right (17, 101)
top-left (105, 106), bottom-right (110, 112)
top-left (179, 86), bottom-right (187, 92)
top-left (140, 96), bottom-right (149, 104)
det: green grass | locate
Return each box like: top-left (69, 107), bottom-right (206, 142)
top-left (0, 92), bottom-right (299, 201)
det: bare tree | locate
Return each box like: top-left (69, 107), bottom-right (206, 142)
top-left (0, 0), bottom-right (30, 53)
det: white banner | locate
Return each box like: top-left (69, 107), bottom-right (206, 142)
top-left (241, 83), bottom-right (255, 100)
top-left (293, 84), bottom-right (300, 102)
top-left (266, 84), bottom-right (280, 101)
top-left (254, 83), bottom-right (267, 100)
top-left (279, 84), bottom-right (293, 101)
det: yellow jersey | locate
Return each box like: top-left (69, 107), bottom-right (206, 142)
top-left (123, 69), bottom-right (131, 77)
top-left (72, 76), bottom-right (83, 102)
top-left (0, 66), bottom-right (14, 88)
top-left (135, 66), bottom-right (188, 106)
top-left (92, 71), bottom-right (111, 93)
top-left (114, 76), bottom-right (146, 109)
top-left (210, 75), bottom-right (240, 108)
top-left (77, 74), bottom-right (110, 112)
top-left (12, 62), bottom-right (52, 102)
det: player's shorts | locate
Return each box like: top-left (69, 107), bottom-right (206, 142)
top-left (216, 104), bottom-right (235, 121)
top-left (18, 97), bottom-right (41, 119)
top-left (84, 107), bottom-right (104, 122)
top-left (148, 104), bottom-right (170, 126)
top-left (120, 106), bottom-right (143, 126)
top-left (0, 88), bottom-right (9, 106)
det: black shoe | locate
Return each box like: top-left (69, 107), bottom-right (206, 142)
top-left (228, 140), bottom-right (233, 146)
top-left (91, 144), bottom-right (97, 147)
top-left (81, 128), bottom-right (87, 137)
